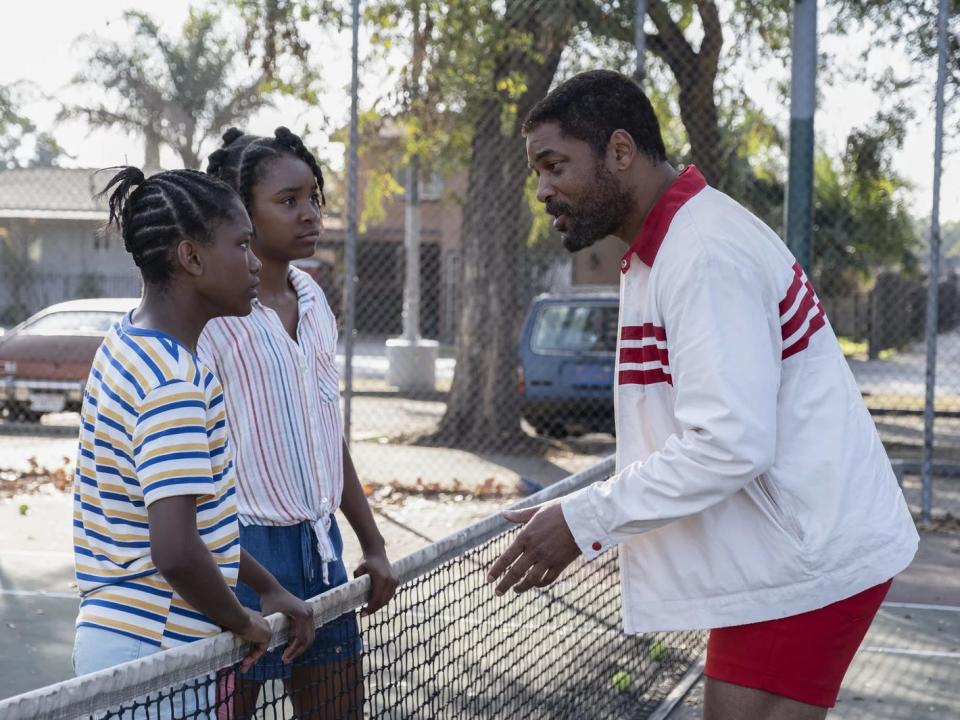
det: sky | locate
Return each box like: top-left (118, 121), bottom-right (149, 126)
top-left (1, 1), bottom-right (956, 223)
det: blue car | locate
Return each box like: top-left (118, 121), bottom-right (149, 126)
top-left (517, 289), bottom-right (618, 437)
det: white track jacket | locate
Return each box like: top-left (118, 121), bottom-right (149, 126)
top-left (561, 166), bottom-right (918, 633)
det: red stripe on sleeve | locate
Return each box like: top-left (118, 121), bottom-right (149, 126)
top-left (620, 323), bottom-right (667, 341)
top-left (782, 303), bottom-right (826, 360)
top-left (778, 263), bottom-right (804, 316)
top-left (619, 345), bottom-right (670, 366)
top-left (619, 368), bottom-right (673, 387)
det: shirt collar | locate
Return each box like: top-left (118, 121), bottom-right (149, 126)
top-left (620, 165), bottom-right (707, 273)
top-left (287, 265), bottom-right (316, 311)
top-left (251, 265), bottom-right (316, 313)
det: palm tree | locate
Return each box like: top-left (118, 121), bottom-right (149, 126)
top-left (62, 9), bottom-right (274, 169)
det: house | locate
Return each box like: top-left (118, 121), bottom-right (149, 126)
top-left (0, 158), bottom-right (597, 340)
top-left (333, 149), bottom-right (467, 342)
top-left (0, 167), bottom-right (139, 326)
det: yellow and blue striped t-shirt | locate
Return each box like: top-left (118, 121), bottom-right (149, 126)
top-left (73, 313), bottom-right (240, 648)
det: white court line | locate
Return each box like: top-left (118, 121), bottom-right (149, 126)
top-left (883, 601), bottom-right (960, 613)
top-left (0, 588), bottom-right (77, 599)
top-left (861, 646), bottom-right (960, 659)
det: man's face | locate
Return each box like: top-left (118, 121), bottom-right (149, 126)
top-left (526, 122), bottom-right (632, 253)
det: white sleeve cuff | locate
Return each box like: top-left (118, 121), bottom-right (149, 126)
top-left (560, 485), bottom-right (615, 561)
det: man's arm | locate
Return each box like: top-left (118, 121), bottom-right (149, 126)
top-left (339, 439), bottom-right (398, 615)
top-left (489, 247), bottom-right (781, 593)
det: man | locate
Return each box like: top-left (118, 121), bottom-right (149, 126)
top-left (487, 70), bottom-right (918, 720)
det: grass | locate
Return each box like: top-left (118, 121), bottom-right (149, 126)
top-left (837, 336), bottom-right (897, 361)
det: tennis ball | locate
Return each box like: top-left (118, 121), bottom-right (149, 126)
top-left (611, 670), bottom-right (633, 693)
top-left (18, 503), bottom-right (28, 516)
top-left (649, 641), bottom-right (667, 660)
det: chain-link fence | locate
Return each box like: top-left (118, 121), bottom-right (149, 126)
top-left (327, 0), bottom-right (960, 525)
top-left (0, 1), bottom-right (957, 513)
top-left (0, 0), bottom-right (958, 707)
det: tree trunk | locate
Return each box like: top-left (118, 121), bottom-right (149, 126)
top-left (179, 146), bottom-right (201, 170)
top-left (144, 132), bottom-right (161, 169)
top-left (676, 74), bottom-right (725, 186)
top-left (435, 0), bottom-right (575, 446)
top-left (646, 0), bottom-right (727, 186)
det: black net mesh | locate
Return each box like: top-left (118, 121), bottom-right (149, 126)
top-left (88, 531), bottom-right (704, 720)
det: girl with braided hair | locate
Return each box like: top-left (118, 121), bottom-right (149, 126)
top-left (72, 167), bottom-right (316, 715)
top-left (201, 128), bottom-right (397, 719)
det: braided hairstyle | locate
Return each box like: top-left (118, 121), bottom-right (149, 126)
top-left (97, 167), bottom-right (244, 286)
top-left (206, 126), bottom-right (325, 212)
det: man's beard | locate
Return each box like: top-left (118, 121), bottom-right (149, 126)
top-left (547, 163), bottom-right (633, 253)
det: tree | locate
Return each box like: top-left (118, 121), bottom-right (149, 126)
top-left (0, 83), bottom-right (66, 169)
top-left (832, 0), bottom-right (959, 136)
top-left (62, 9), bottom-right (277, 169)
top-left (232, 0), bottom-right (946, 446)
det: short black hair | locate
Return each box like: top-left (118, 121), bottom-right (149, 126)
top-left (97, 167), bottom-right (242, 286)
top-left (522, 69), bottom-right (667, 163)
top-left (206, 126), bottom-right (325, 210)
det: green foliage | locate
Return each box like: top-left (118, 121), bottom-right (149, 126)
top-left (235, 0), bottom-right (931, 289)
top-left (830, 0), bottom-right (959, 133)
top-left (813, 113), bottom-right (919, 292)
top-left (943, 220), bottom-right (960, 256)
top-left (360, 168), bottom-right (404, 231)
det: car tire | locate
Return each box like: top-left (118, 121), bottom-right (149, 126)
top-left (534, 422), bottom-right (567, 439)
top-left (9, 403), bottom-right (42, 424)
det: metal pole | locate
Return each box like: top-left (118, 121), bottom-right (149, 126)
top-left (634, 0), bottom-right (647, 83)
top-left (785, 0), bottom-right (817, 272)
top-left (920, 0), bottom-right (949, 524)
top-left (343, 0), bottom-right (360, 445)
top-left (403, 156), bottom-right (422, 340)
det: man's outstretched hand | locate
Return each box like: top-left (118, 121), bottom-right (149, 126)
top-left (487, 501), bottom-right (582, 595)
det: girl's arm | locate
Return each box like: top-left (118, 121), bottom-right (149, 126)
top-left (339, 439), bottom-right (398, 615)
top-left (148, 496), bottom-right (271, 670)
top-left (237, 548), bottom-right (315, 663)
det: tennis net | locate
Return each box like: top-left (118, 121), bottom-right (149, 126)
top-left (0, 457), bottom-right (707, 719)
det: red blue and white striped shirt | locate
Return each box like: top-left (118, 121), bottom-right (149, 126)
top-left (73, 314), bottom-right (240, 648)
top-left (197, 267), bottom-right (343, 573)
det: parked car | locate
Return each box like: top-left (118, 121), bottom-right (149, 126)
top-left (0, 297), bottom-right (139, 422)
top-left (517, 289), bottom-right (618, 437)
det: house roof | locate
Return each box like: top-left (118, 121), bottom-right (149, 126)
top-left (0, 167), bottom-right (109, 220)
top-left (0, 167), bottom-right (348, 234)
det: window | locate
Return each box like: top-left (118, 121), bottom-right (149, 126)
top-left (391, 168), bottom-right (445, 202)
top-left (532, 304), bottom-right (619, 354)
top-left (420, 172), bottom-right (444, 201)
top-left (23, 311), bottom-right (123, 334)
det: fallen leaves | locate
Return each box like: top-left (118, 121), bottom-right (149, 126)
top-left (0, 456), bottom-right (73, 499)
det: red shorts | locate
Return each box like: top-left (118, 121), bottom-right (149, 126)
top-left (705, 579), bottom-right (892, 707)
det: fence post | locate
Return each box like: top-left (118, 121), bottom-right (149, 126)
top-left (921, 0), bottom-right (950, 524)
top-left (785, 0), bottom-right (817, 273)
top-left (634, 0), bottom-right (647, 83)
top-left (343, 0), bottom-right (360, 445)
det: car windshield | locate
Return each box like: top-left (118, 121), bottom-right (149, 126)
top-left (532, 303), bottom-right (619, 353)
top-left (22, 311), bottom-right (123, 334)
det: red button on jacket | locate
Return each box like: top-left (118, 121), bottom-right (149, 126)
top-left (591, 542), bottom-right (602, 551)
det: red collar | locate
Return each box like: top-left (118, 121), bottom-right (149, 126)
top-left (620, 165), bottom-right (707, 273)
